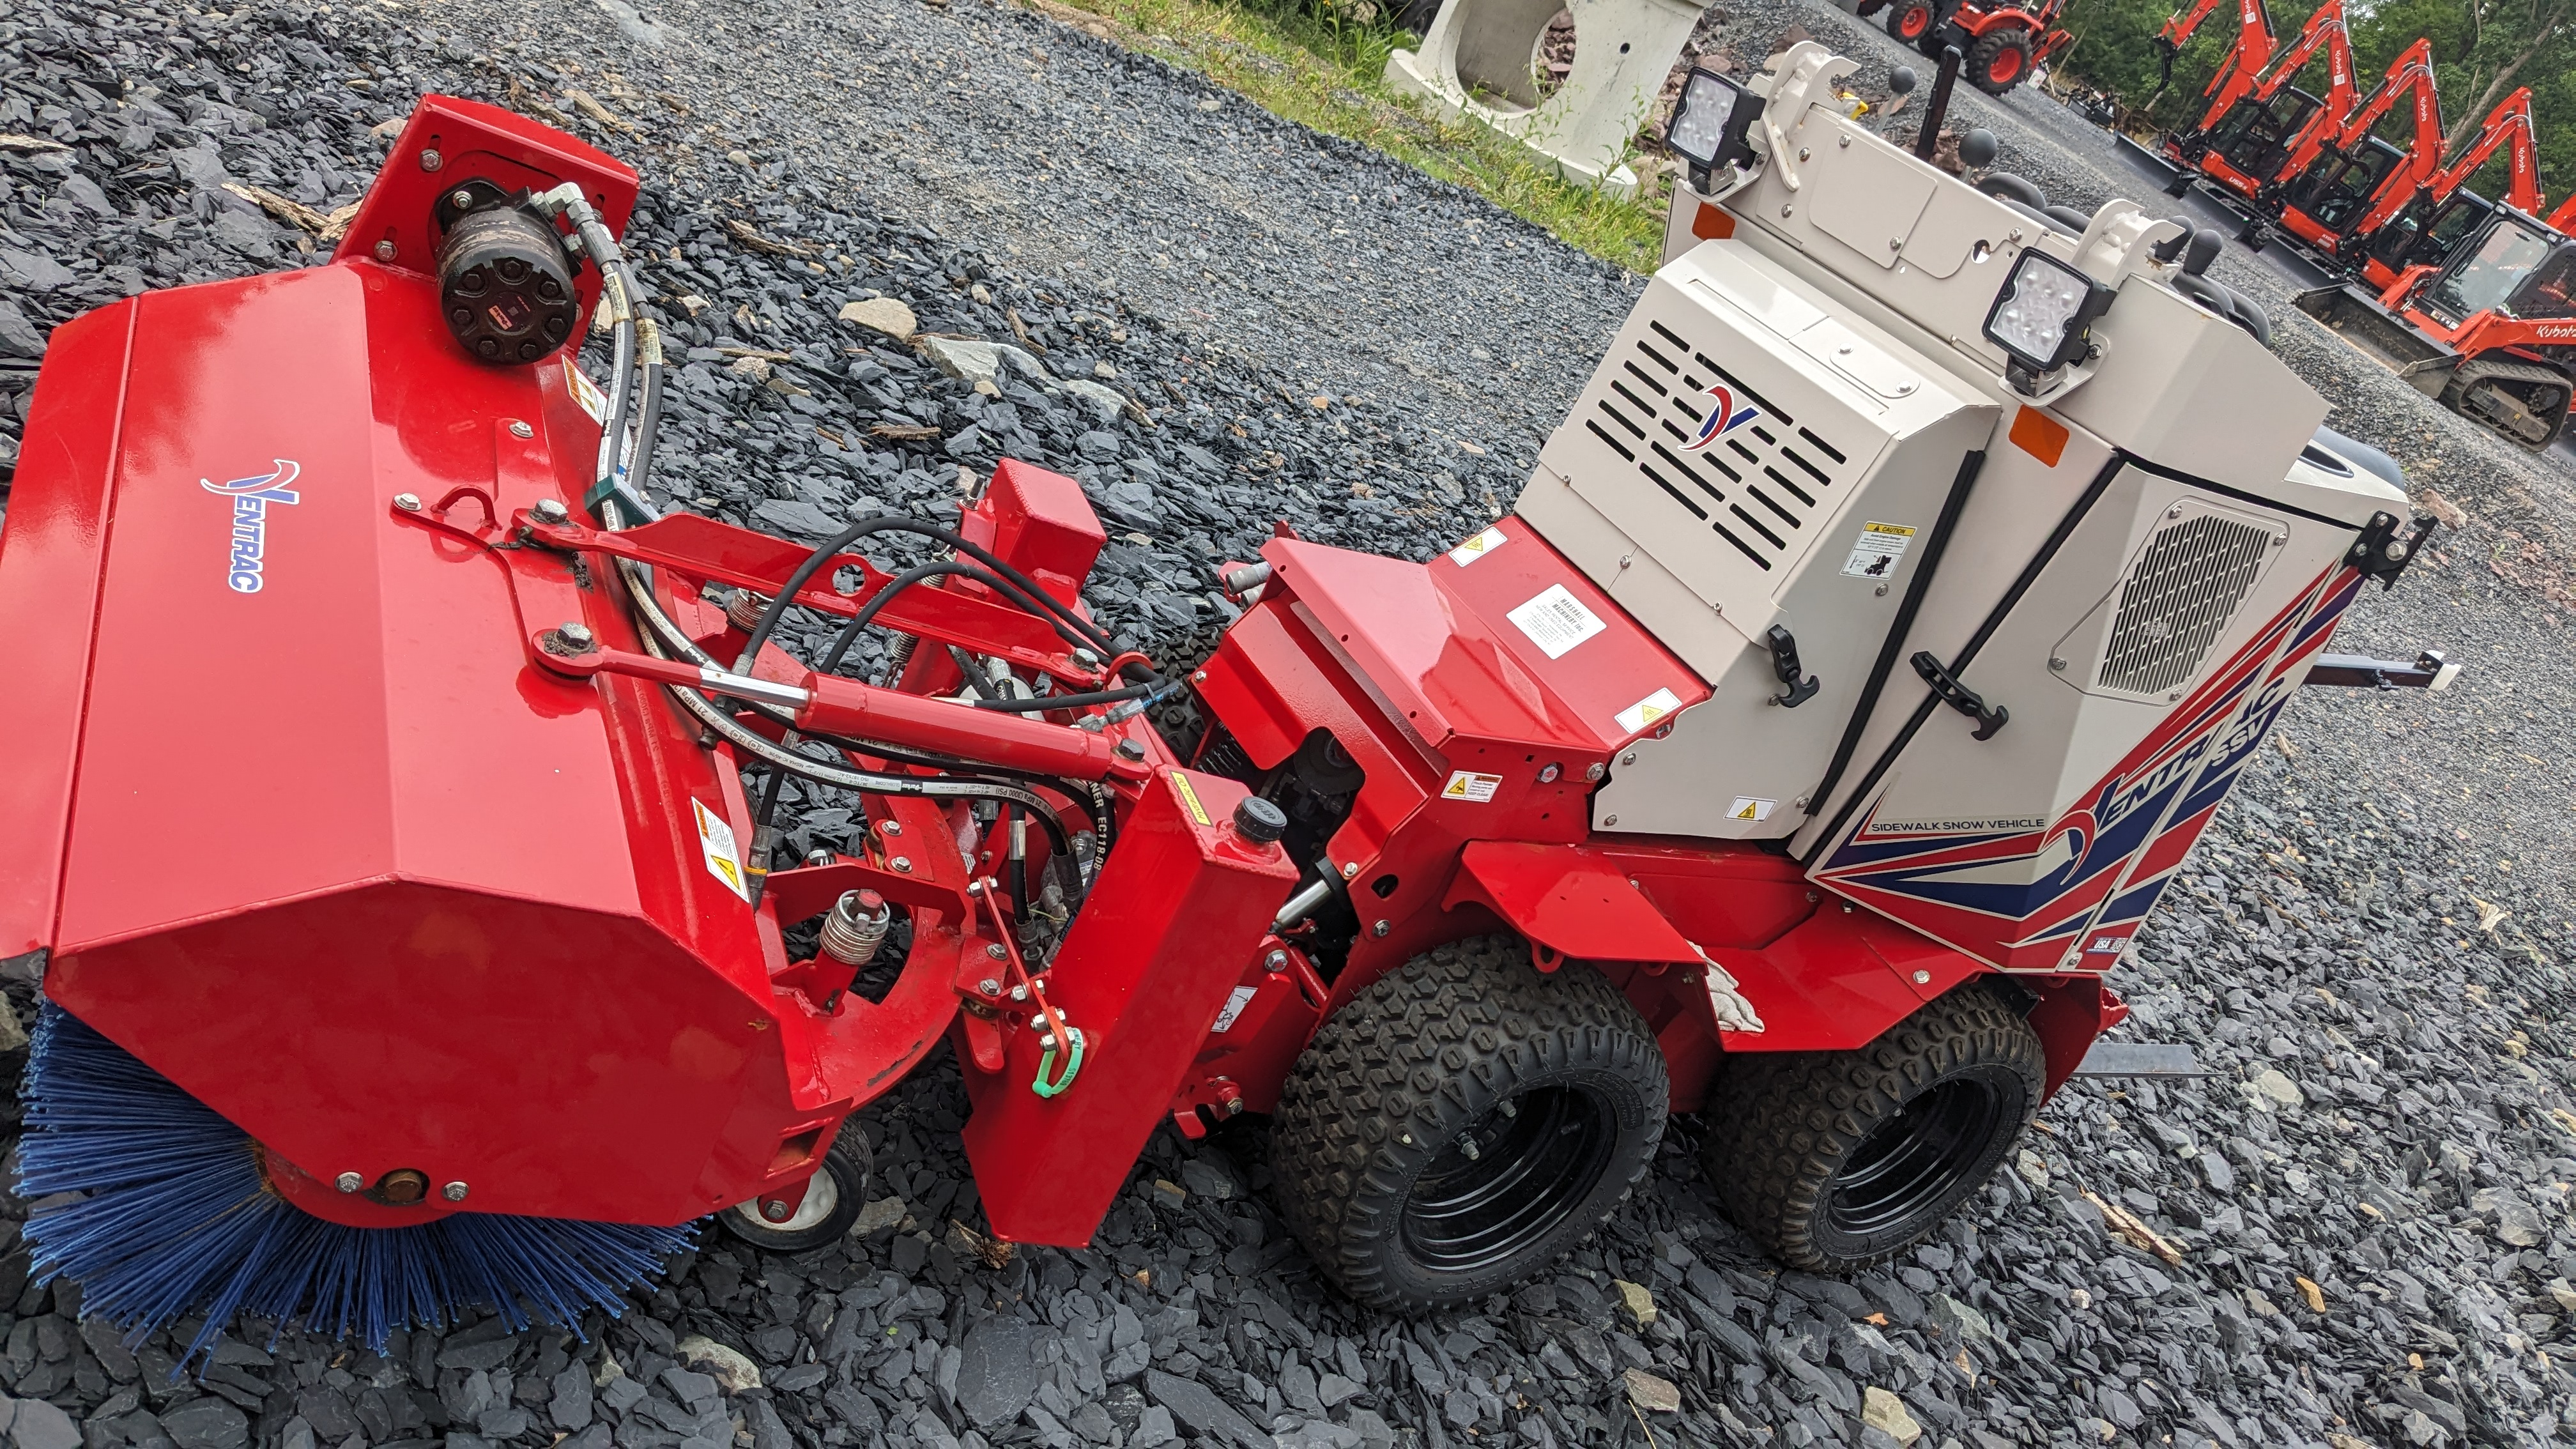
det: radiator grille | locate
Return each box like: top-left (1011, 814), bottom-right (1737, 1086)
top-left (1583, 318), bottom-right (1857, 573)
top-left (2096, 512), bottom-right (2273, 696)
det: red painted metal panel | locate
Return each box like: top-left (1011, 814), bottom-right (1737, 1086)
top-left (963, 770), bottom-right (1297, 1245)
top-left (1452, 841), bottom-right (1698, 962)
top-left (0, 300), bottom-right (133, 962)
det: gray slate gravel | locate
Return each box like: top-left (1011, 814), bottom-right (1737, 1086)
top-left (6, 0), bottom-right (2576, 1446)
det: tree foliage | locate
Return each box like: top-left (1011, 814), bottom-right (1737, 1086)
top-left (2052, 0), bottom-right (2576, 204)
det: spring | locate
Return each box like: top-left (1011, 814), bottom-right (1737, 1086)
top-left (725, 588), bottom-right (771, 632)
top-left (878, 631), bottom-right (918, 686)
top-left (818, 889), bottom-right (893, 967)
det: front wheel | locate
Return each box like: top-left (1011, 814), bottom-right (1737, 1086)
top-left (1883, 0), bottom-right (1936, 43)
top-left (716, 1130), bottom-right (870, 1252)
top-left (1703, 981), bottom-right (2042, 1273)
top-left (1966, 29), bottom-right (2034, 93)
top-left (1271, 937), bottom-right (1667, 1311)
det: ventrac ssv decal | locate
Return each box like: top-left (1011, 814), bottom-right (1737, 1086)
top-left (1682, 383), bottom-right (1761, 452)
top-left (203, 459), bottom-right (301, 594)
top-left (1814, 561), bottom-right (2369, 970)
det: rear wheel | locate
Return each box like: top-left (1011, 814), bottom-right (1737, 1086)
top-left (1272, 937), bottom-right (1667, 1310)
top-left (1966, 30), bottom-right (2033, 93)
top-left (1703, 982), bottom-right (2041, 1272)
top-left (1883, 0), bottom-right (1936, 43)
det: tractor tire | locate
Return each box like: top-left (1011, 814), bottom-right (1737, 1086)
top-left (1883, 0), bottom-right (1936, 45)
top-left (1271, 937), bottom-right (1667, 1311)
top-left (1703, 982), bottom-right (2042, 1273)
top-left (1966, 30), bottom-right (2034, 94)
top-left (716, 1128), bottom-right (870, 1252)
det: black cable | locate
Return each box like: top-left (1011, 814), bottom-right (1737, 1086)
top-left (627, 356), bottom-right (665, 505)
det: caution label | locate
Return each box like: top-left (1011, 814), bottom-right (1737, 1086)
top-left (1447, 526), bottom-right (1508, 566)
top-left (1169, 770), bottom-right (1212, 826)
top-left (1841, 521), bottom-right (1917, 579)
top-left (1441, 770), bottom-right (1505, 803)
top-left (1616, 687), bottom-right (1683, 736)
top-left (567, 365), bottom-right (608, 425)
top-left (1506, 584), bottom-right (1607, 659)
top-left (692, 799), bottom-right (751, 901)
top-left (1728, 796), bottom-right (1777, 822)
top-left (1211, 985), bottom-right (1260, 1033)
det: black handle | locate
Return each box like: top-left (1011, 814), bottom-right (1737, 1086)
top-left (1765, 625), bottom-right (1820, 709)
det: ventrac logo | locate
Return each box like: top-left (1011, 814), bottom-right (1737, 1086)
top-left (1682, 383), bottom-right (1762, 452)
top-left (203, 459), bottom-right (300, 594)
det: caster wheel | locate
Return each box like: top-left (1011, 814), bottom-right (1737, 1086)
top-left (1271, 937), bottom-right (1667, 1310)
top-left (1704, 982), bottom-right (2043, 1272)
top-left (717, 1130), bottom-right (870, 1252)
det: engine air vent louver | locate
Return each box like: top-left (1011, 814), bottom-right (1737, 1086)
top-left (2096, 512), bottom-right (2274, 698)
top-left (1583, 319), bottom-right (1858, 574)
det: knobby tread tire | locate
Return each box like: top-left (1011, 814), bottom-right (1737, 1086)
top-left (1967, 30), bottom-right (2033, 94)
top-left (1704, 981), bottom-right (2042, 1273)
top-left (1271, 937), bottom-right (1667, 1312)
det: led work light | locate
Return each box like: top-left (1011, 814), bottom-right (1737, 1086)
top-left (1981, 249), bottom-right (2113, 388)
top-left (1665, 69), bottom-right (1760, 190)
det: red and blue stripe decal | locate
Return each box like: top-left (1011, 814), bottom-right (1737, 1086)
top-left (1814, 563), bottom-right (2366, 970)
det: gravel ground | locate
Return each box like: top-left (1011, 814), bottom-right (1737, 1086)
top-left (7, 0), bottom-right (2576, 1447)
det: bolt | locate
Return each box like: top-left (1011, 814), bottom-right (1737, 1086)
top-left (532, 496), bottom-right (569, 523)
top-left (1372, 920), bottom-right (1390, 938)
top-left (879, 820), bottom-right (904, 836)
top-left (806, 848), bottom-right (834, 867)
top-left (441, 1181), bottom-right (468, 1202)
top-left (1839, 134), bottom-right (1851, 148)
top-left (1341, 862), bottom-right (1360, 879)
top-left (965, 878), bottom-right (985, 896)
top-left (978, 978), bottom-right (1002, 997)
top-left (2168, 503), bottom-right (2186, 519)
top-left (1781, 204), bottom-right (1795, 218)
top-left (374, 240), bottom-right (397, 262)
top-left (1913, 969), bottom-right (1932, 985)
top-left (1874, 583), bottom-right (1890, 596)
top-left (1620, 751), bottom-right (1637, 766)
top-left (986, 942), bottom-right (1009, 960)
top-left (1604, 814), bottom-right (1618, 825)
top-left (1010, 983), bottom-right (1029, 1001)
top-left (336, 1172), bottom-right (362, 1193)
top-left (418, 148), bottom-right (443, 171)
top-left (1113, 737), bottom-right (1146, 762)
top-left (1264, 949), bottom-right (1289, 972)
top-left (2049, 656), bottom-right (2067, 672)
top-left (1223, 1095), bottom-right (1245, 1117)
top-left (1459, 1137), bottom-right (1482, 1161)
top-left (1889, 238), bottom-right (1903, 252)
top-left (449, 188), bottom-right (474, 209)
top-left (1497, 1100), bottom-right (1517, 1118)
top-left (1192, 670), bottom-right (1208, 684)
top-left (891, 855), bottom-right (912, 873)
top-left (393, 492), bottom-right (422, 511)
top-left (558, 621), bottom-right (595, 651)
top-left (1538, 763), bottom-right (1560, 783)
top-left (1584, 762), bottom-right (1606, 781)
top-left (762, 1199), bottom-right (792, 1222)
top-left (1797, 146), bottom-right (1811, 161)
top-left (511, 420), bottom-right (537, 441)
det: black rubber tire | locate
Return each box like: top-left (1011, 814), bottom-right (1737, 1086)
top-left (1966, 30), bottom-right (2033, 95)
top-left (1883, 0), bottom-right (1935, 44)
top-left (1703, 982), bottom-right (2042, 1273)
top-left (716, 1130), bottom-right (870, 1252)
top-left (1271, 937), bottom-right (1667, 1312)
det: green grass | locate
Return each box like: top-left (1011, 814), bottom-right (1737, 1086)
top-left (1021, 0), bottom-right (1667, 272)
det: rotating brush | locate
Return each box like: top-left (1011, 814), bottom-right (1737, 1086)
top-left (16, 1004), bottom-right (694, 1365)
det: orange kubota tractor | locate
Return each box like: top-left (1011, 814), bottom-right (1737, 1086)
top-left (2273, 40), bottom-right (2442, 262)
top-left (2345, 88), bottom-right (2544, 289)
top-left (2297, 199), bottom-right (2576, 448)
top-left (1866, 0), bottom-right (2073, 93)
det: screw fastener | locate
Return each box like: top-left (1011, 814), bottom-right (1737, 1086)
top-left (1264, 949), bottom-right (1289, 972)
top-left (1372, 920), bottom-right (1390, 938)
top-left (557, 622), bottom-right (595, 651)
top-left (532, 497), bottom-right (569, 523)
top-left (511, 420), bottom-right (537, 441)
top-left (891, 856), bottom-right (913, 873)
top-left (374, 240), bottom-right (397, 262)
top-left (441, 1181), bottom-right (468, 1202)
top-left (336, 1172), bottom-right (362, 1193)
top-left (985, 942), bottom-right (1008, 960)
top-left (978, 979), bottom-right (1001, 997)
top-left (418, 149), bottom-right (444, 171)
top-left (1913, 970), bottom-right (1932, 985)
top-left (393, 492), bottom-right (422, 512)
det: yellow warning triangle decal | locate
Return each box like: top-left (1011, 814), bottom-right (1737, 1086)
top-left (1731, 801), bottom-right (1760, 820)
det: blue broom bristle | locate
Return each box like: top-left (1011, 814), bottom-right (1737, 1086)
top-left (17, 1003), bottom-right (696, 1366)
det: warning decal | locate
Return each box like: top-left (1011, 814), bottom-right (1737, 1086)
top-left (1506, 584), bottom-right (1607, 659)
top-left (1441, 770), bottom-right (1505, 803)
top-left (1841, 521), bottom-right (1917, 579)
top-left (1616, 687), bottom-right (1683, 736)
top-left (1447, 526), bottom-right (1508, 566)
top-left (1212, 985), bottom-right (1260, 1033)
top-left (1728, 796), bottom-right (1777, 822)
top-left (692, 799), bottom-right (752, 901)
top-left (567, 365), bottom-right (608, 425)
top-left (1169, 770), bottom-right (1213, 826)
